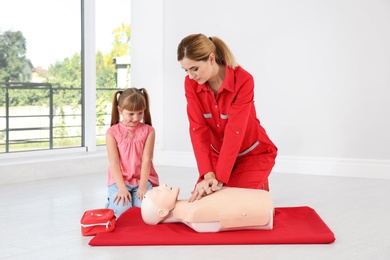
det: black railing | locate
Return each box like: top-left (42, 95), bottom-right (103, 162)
top-left (1, 82), bottom-right (120, 154)
top-left (0, 82), bottom-right (83, 153)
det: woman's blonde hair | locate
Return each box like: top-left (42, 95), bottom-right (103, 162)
top-left (110, 88), bottom-right (152, 126)
top-left (177, 33), bottom-right (238, 68)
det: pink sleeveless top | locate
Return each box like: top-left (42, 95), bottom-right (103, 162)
top-left (106, 122), bottom-right (159, 187)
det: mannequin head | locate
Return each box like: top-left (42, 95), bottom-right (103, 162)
top-left (141, 184), bottom-right (180, 225)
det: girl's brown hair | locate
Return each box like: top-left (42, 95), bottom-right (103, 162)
top-left (177, 33), bottom-right (238, 68)
top-left (110, 88), bottom-right (152, 126)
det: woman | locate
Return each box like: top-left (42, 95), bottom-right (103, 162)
top-left (177, 33), bottom-right (277, 202)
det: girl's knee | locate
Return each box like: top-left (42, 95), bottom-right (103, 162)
top-left (106, 199), bottom-right (132, 218)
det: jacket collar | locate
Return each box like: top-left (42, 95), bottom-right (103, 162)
top-left (195, 66), bottom-right (235, 93)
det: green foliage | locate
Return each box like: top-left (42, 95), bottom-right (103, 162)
top-left (54, 107), bottom-right (68, 138)
top-left (47, 53), bottom-right (82, 112)
top-left (1, 24), bottom-right (131, 150)
top-left (48, 53), bottom-right (82, 88)
top-left (96, 50), bottom-right (116, 89)
top-left (95, 24), bottom-right (131, 132)
top-left (111, 22), bottom-right (131, 57)
top-left (0, 30), bottom-right (28, 82)
top-left (8, 87), bottom-right (50, 106)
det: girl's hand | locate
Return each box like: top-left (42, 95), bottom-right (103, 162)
top-left (137, 186), bottom-right (147, 201)
top-left (114, 189), bottom-right (131, 206)
top-left (189, 172), bottom-right (222, 202)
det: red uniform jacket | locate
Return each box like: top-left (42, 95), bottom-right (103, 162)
top-left (185, 66), bottom-right (277, 185)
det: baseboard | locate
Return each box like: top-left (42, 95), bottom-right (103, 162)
top-left (0, 151), bottom-right (109, 185)
top-left (2, 150), bottom-right (389, 185)
top-left (277, 155), bottom-right (390, 179)
top-left (161, 151), bottom-right (197, 168)
top-left (162, 151), bottom-right (390, 180)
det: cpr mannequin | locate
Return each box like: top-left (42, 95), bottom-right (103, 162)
top-left (141, 184), bottom-right (274, 233)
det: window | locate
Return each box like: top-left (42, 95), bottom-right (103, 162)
top-left (0, 0), bottom-right (131, 153)
top-left (0, 0), bottom-right (82, 153)
top-left (95, 0), bottom-right (131, 145)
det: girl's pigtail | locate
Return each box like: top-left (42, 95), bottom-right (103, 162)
top-left (140, 88), bottom-right (152, 126)
top-left (110, 90), bottom-right (122, 126)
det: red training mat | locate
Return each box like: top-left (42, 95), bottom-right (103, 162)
top-left (89, 206), bottom-right (335, 246)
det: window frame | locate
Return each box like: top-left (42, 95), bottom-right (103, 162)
top-left (0, 0), bottom-right (105, 163)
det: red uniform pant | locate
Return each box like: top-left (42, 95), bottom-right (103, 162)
top-left (212, 145), bottom-right (277, 191)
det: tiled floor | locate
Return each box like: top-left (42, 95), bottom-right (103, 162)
top-left (1, 165), bottom-right (389, 259)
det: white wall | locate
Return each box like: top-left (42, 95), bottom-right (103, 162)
top-left (1, 0), bottom-right (388, 184)
top-left (130, 0), bottom-right (164, 164)
top-left (132, 0), bottom-right (390, 179)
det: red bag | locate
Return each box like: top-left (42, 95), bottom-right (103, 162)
top-left (80, 208), bottom-right (116, 236)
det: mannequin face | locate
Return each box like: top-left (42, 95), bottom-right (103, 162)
top-left (141, 184), bottom-right (180, 225)
top-left (147, 184), bottom-right (180, 208)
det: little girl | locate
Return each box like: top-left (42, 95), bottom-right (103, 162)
top-left (105, 88), bottom-right (159, 218)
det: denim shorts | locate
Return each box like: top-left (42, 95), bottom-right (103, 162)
top-left (105, 181), bottom-right (152, 218)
